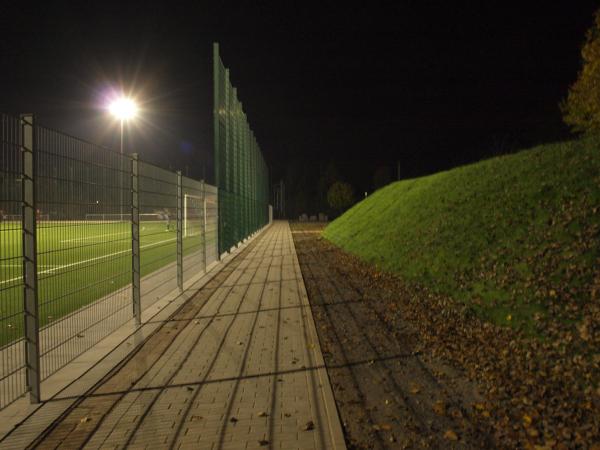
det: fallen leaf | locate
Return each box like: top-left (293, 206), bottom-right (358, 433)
top-left (433, 400), bottom-right (446, 415)
top-left (302, 420), bottom-right (315, 431)
top-left (410, 384), bottom-right (421, 395)
top-left (444, 430), bottom-right (458, 441)
top-left (577, 320), bottom-right (591, 341)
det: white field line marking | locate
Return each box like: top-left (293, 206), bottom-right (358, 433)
top-left (0, 237), bottom-right (176, 286)
top-left (0, 264), bottom-right (59, 267)
top-left (60, 231), bottom-right (130, 243)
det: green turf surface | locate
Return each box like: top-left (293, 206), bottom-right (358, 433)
top-left (323, 137), bottom-right (600, 335)
top-left (0, 220), bottom-right (205, 346)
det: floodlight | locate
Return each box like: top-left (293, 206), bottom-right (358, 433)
top-left (109, 97), bottom-right (138, 120)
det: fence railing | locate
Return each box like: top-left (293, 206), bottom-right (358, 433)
top-left (0, 113), bottom-right (227, 409)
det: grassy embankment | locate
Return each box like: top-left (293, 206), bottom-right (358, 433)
top-left (324, 137), bottom-right (600, 335)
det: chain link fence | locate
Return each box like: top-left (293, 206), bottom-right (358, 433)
top-left (0, 114), bottom-right (228, 409)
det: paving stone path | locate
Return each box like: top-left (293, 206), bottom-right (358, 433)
top-left (2, 222), bottom-right (345, 450)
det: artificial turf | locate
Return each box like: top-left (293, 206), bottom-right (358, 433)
top-left (0, 219), bottom-right (206, 346)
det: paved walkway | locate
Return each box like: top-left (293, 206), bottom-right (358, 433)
top-left (1, 222), bottom-right (346, 450)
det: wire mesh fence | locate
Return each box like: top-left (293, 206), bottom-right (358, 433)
top-left (35, 123), bottom-right (133, 380)
top-left (138, 161), bottom-right (179, 306)
top-left (0, 114), bottom-right (26, 410)
top-left (181, 176), bottom-right (205, 286)
top-left (180, 178), bottom-right (220, 286)
top-left (204, 184), bottom-right (219, 264)
top-left (214, 43), bottom-right (270, 255)
top-left (0, 113), bottom-right (250, 409)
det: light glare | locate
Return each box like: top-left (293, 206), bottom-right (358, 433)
top-left (109, 97), bottom-right (138, 120)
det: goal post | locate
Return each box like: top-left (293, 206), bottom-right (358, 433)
top-left (183, 193), bottom-right (204, 238)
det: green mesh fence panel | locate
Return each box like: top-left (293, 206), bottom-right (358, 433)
top-left (213, 43), bottom-right (269, 256)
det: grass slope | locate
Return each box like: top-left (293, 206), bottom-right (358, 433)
top-left (324, 137), bottom-right (600, 333)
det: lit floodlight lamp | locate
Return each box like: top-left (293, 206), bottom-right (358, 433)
top-left (109, 97), bottom-right (138, 120)
top-left (107, 95), bottom-right (138, 219)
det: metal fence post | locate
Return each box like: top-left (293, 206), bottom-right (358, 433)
top-left (176, 171), bottom-right (183, 292)
top-left (21, 113), bottom-right (40, 404)
top-left (213, 43), bottom-right (222, 260)
top-left (131, 153), bottom-right (141, 326)
top-left (201, 180), bottom-right (207, 271)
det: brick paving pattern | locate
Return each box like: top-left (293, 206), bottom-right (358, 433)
top-left (5, 222), bottom-right (345, 450)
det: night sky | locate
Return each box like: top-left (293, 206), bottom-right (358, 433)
top-left (1, 2), bottom-right (598, 201)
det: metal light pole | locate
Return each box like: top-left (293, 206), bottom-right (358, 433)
top-left (120, 119), bottom-right (124, 219)
top-left (109, 97), bottom-right (138, 221)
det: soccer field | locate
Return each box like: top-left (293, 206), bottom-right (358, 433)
top-left (0, 219), bottom-right (205, 347)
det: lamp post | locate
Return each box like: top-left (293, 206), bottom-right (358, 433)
top-left (109, 97), bottom-right (137, 220)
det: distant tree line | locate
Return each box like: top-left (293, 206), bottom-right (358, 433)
top-left (276, 157), bottom-right (402, 220)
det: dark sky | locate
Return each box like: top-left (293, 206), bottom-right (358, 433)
top-left (0, 1), bottom-right (597, 192)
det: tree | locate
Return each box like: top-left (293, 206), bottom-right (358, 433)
top-left (327, 181), bottom-right (354, 213)
top-left (318, 161), bottom-right (340, 212)
top-left (561, 8), bottom-right (600, 133)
